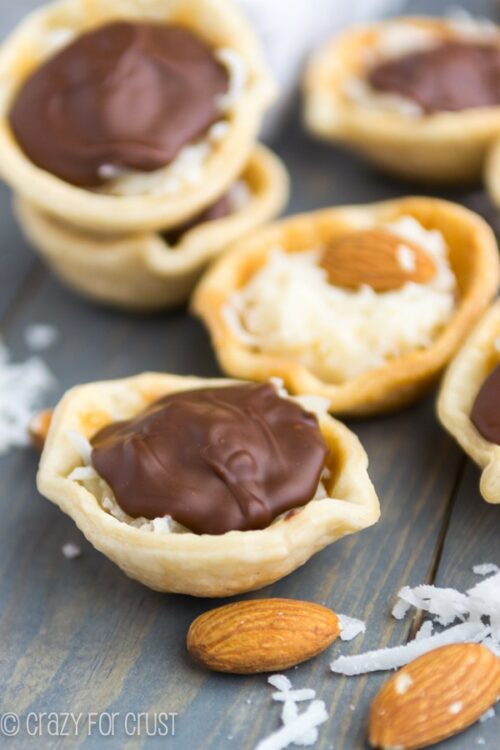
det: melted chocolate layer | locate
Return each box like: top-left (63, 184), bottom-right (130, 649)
top-left (368, 41), bottom-right (500, 113)
top-left (162, 190), bottom-right (234, 245)
top-left (9, 22), bottom-right (228, 187)
top-left (91, 383), bottom-right (329, 535)
top-left (471, 363), bottom-right (500, 444)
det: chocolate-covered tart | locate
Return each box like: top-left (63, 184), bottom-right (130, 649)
top-left (37, 374), bottom-right (379, 596)
top-left (193, 198), bottom-right (499, 416)
top-left (304, 17), bottom-right (500, 183)
top-left (0, 0), bottom-right (274, 233)
top-left (14, 146), bottom-right (288, 311)
top-left (438, 301), bottom-right (500, 504)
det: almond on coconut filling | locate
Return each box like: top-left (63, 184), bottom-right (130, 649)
top-left (222, 215), bottom-right (456, 384)
top-left (37, 373), bottom-right (379, 595)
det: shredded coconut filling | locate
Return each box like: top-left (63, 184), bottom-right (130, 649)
top-left (65, 383), bottom-right (335, 535)
top-left (226, 216), bottom-right (456, 383)
top-left (97, 49), bottom-right (246, 197)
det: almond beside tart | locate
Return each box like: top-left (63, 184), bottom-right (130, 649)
top-left (187, 598), bottom-right (341, 673)
top-left (369, 643), bottom-right (500, 749)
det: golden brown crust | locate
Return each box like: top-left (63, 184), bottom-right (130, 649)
top-left (304, 17), bottom-right (500, 184)
top-left (192, 197), bottom-right (500, 417)
top-left (15, 145), bottom-right (288, 311)
top-left (0, 0), bottom-right (275, 233)
top-left (485, 137), bottom-right (500, 208)
top-left (37, 373), bottom-right (380, 597)
top-left (437, 301), bottom-right (500, 504)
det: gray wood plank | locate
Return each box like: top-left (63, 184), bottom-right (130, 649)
top-left (0, 0), bottom-right (498, 748)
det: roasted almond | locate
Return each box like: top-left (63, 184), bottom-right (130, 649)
top-left (29, 408), bottom-right (53, 451)
top-left (319, 228), bottom-right (436, 291)
top-left (369, 643), bottom-right (500, 750)
top-left (187, 598), bottom-right (340, 674)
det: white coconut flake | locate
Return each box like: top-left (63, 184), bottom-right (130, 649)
top-left (449, 701), bottom-right (463, 715)
top-left (0, 339), bottom-right (55, 455)
top-left (216, 48), bottom-right (248, 112)
top-left (415, 620), bottom-right (434, 640)
top-left (479, 707), bottom-right (495, 723)
top-left (254, 700), bottom-right (328, 750)
top-left (330, 622), bottom-right (484, 676)
top-left (268, 675), bottom-right (292, 692)
top-left (272, 689), bottom-right (316, 703)
top-left (339, 614), bottom-right (366, 642)
top-left (258, 676), bottom-right (326, 749)
top-left (333, 567), bottom-right (500, 676)
top-left (66, 430), bottom-right (92, 465)
top-left (473, 564), bottom-right (500, 577)
top-left (68, 466), bottom-right (99, 481)
top-left (25, 323), bottom-right (58, 351)
top-left (62, 542), bottom-right (82, 559)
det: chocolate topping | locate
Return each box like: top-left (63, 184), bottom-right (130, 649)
top-left (9, 22), bottom-right (228, 187)
top-left (91, 383), bottom-right (329, 535)
top-left (471, 364), bottom-right (500, 444)
top-left (162, 189), bottom-right (234, 245)
top-left (368, 41), bottom-right (500, 113)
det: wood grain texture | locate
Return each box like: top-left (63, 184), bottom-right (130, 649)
top-left (0, 1), bottom-right (498, 748)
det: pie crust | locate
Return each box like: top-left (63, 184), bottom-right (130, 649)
top-left (437, 301), bottom-right (500, 504)
top-left (0, 0), bottom-right (275, 234)
top-left (37, 373), bottom-right (380, 597)
top-left (303, 18), bottom-right (500, 184)
top-left (193, 197), bottom-right (500, 417)
top-left (15, 145), bottom-right (288, 311)
top-left (485, 137), bottom-right (500, 208)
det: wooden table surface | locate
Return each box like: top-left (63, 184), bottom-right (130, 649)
top-left (0, 1), bottom-right (499, 748)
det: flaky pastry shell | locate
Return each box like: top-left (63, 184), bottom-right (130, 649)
top-left (193, 197), bottom-right (499, 417)
top-left (15, 146), bottom-right (288, 311)
top-left (485, 138), bottom-right (500, 209)
top-left (0, 0), bottom-right (275, 234)
top-left (438, 301), bottom-right (500, 504)
top-left (37, 373), bottom-right (380, 597)
top-left (304, 18), bottom-right (500, 184)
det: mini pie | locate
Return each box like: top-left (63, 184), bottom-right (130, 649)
top-left (0, 0), bottom-right (275, 234)
top-left (37, 373), bottom-right (380, 597)
top-left (14, 145), bottom-right (288, 311)
top-left (486, 137), bottom-right (500, 209)
top-left (193, 197), bottom-right (499, 417)
top-left (438, 301), bottom-right (500, 504)
top-left (304, 17), bottom-right (500, 183)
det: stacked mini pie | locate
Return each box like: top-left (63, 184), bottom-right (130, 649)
top-left (0, 0), bottom-right (288, 309)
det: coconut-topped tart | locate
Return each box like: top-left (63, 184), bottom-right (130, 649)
top-left (193, 198), bottom-right (499, 416)
top-left (37, 373), bottom-right (379, 596)
top-left (0, 0), bottom-right (274, 233)
top-left (14, 145), bottom-right (288, 311)
top-left (304, 16), bottom-right (500, 183)
top-left (438, 301), bottom-right (500, 505)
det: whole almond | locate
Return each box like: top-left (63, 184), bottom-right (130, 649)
top-left (369, 643), bottom-right (500, 750)
top-left (187, 598), bottom-right (340, 674)
top-left (29, 408), bottom-right (53, 451)
top-left (319, 228), bottom-right (436, 291)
